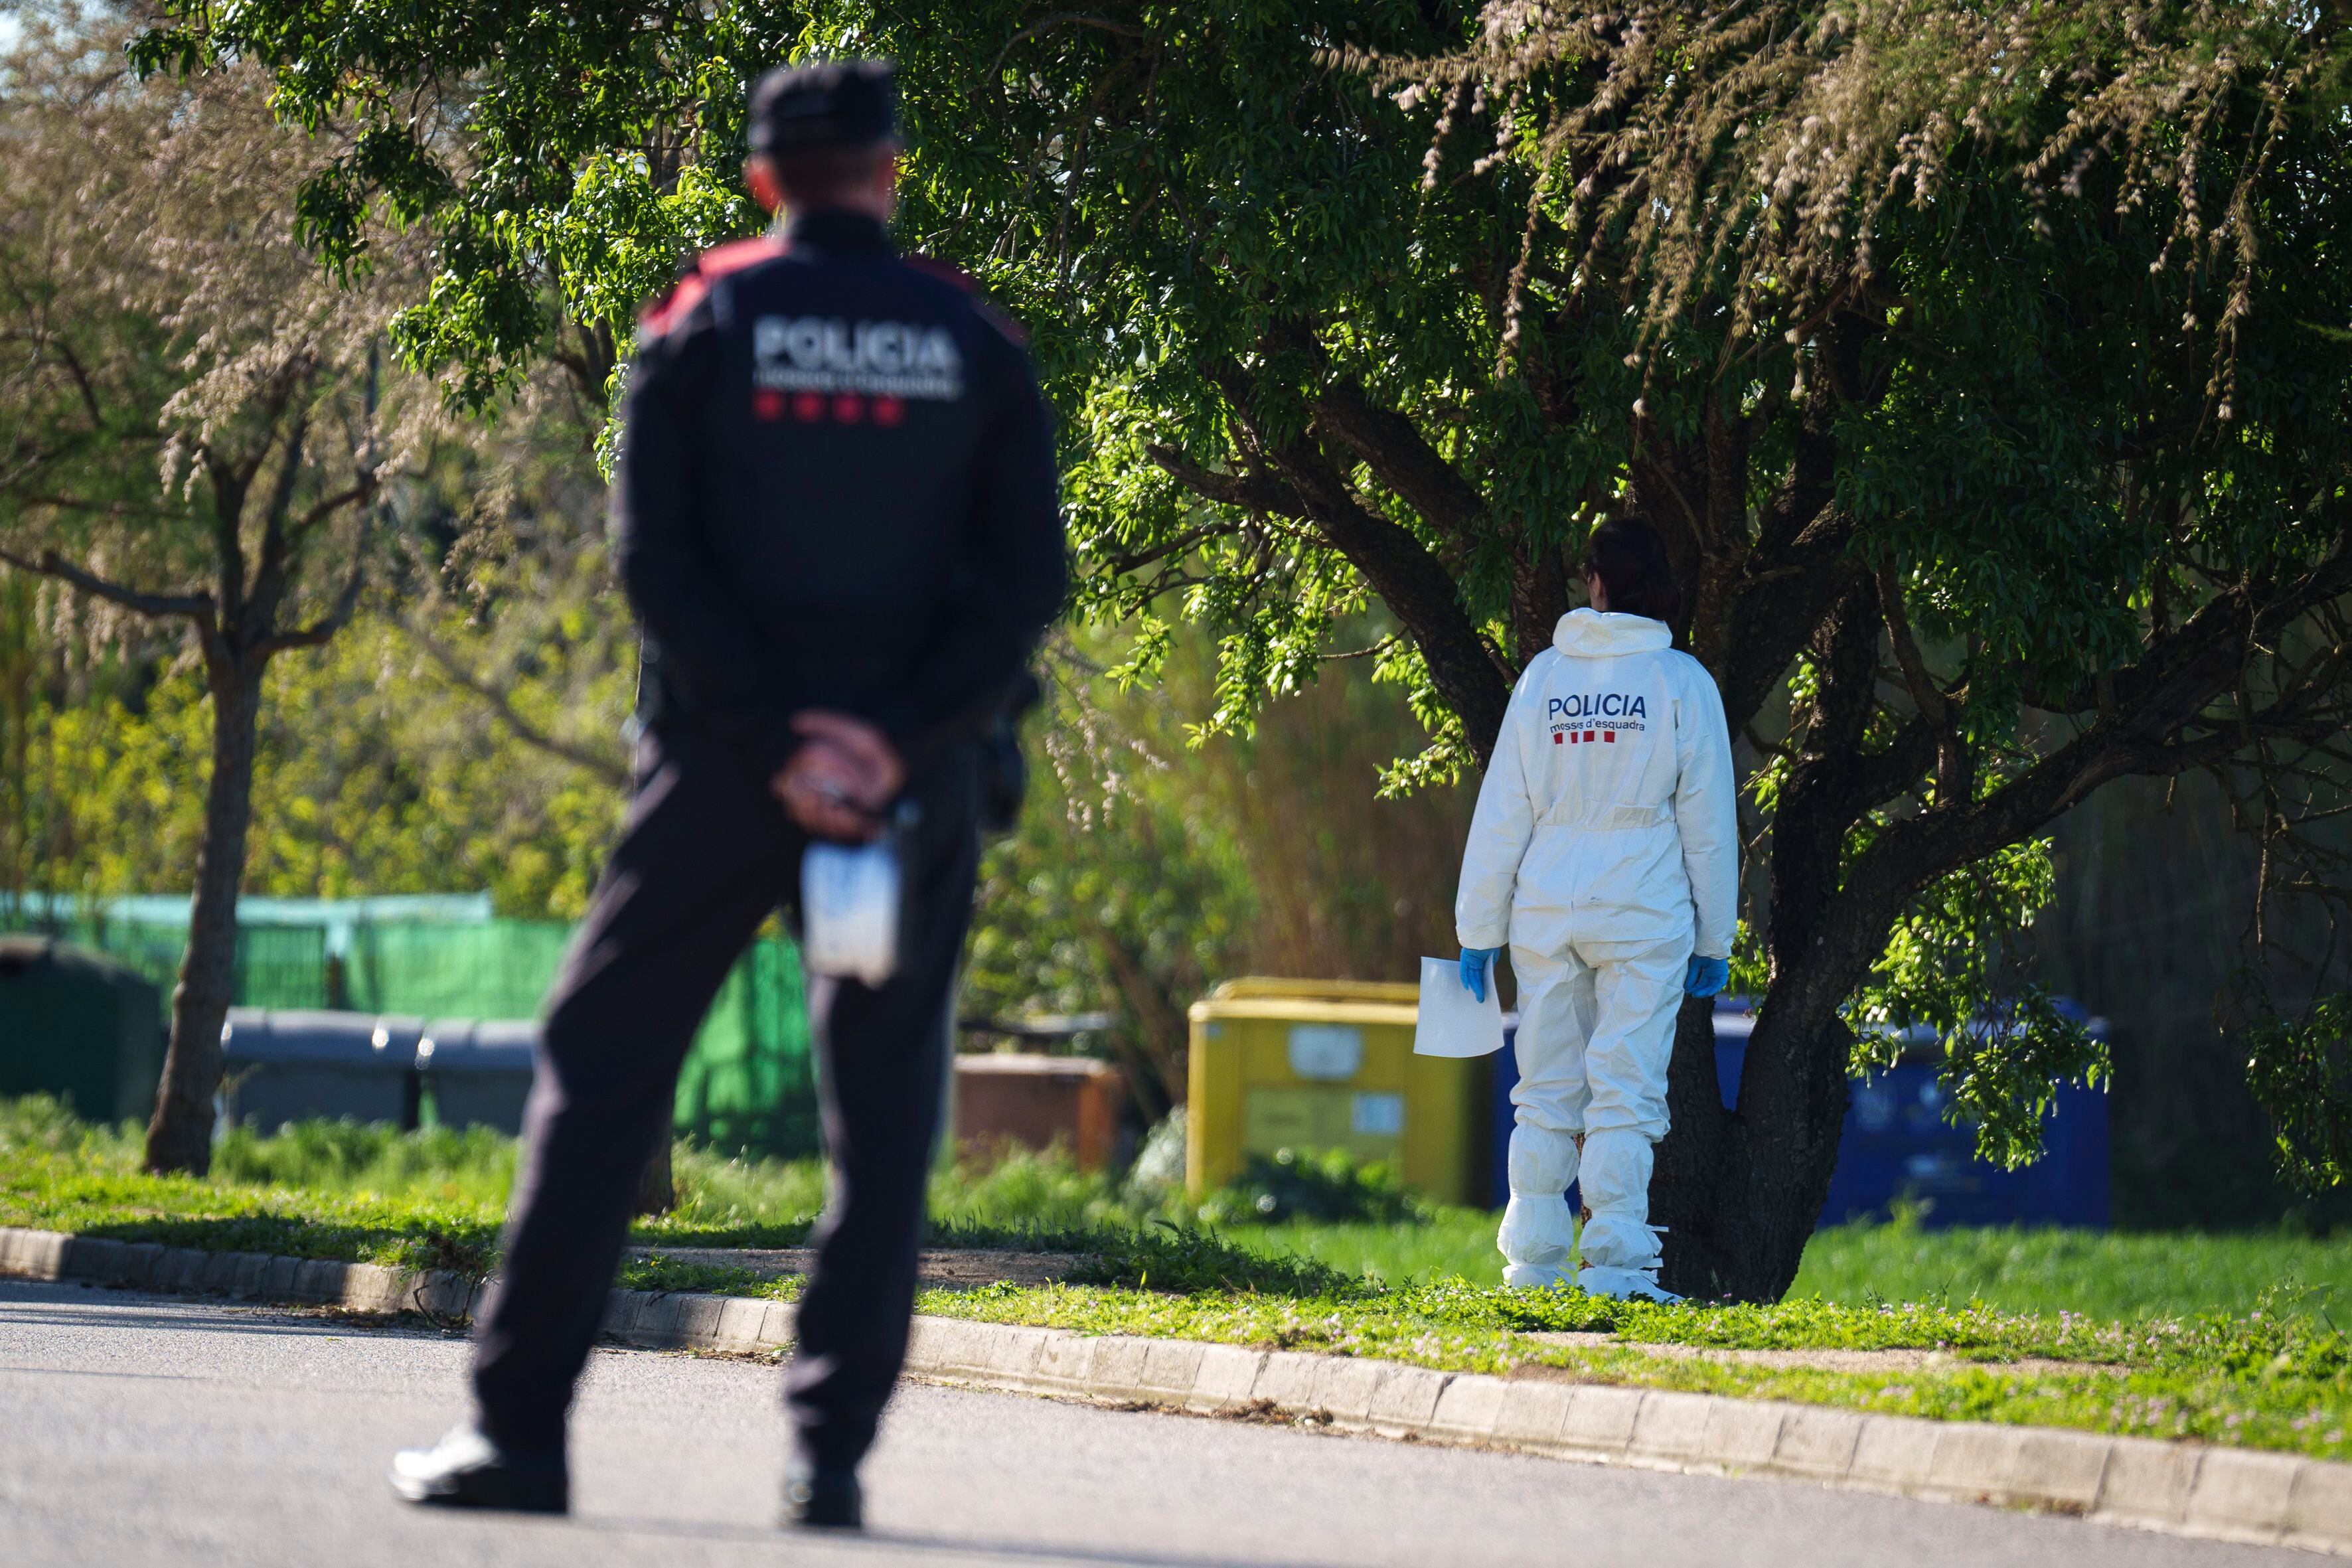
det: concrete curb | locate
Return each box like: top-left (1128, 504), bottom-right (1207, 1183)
top-left (3, 1223), bottom-right (2341, 1554)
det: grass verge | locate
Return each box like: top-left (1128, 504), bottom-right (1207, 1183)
top-left (0, 1097), bottom-right (1340, 1292)
top-left (926, 1278), bottom-right (2352, 1460)
top-left (593, 1264), bottom-right (2352, 1462)
top-left (11, 1097), bottom-right (2352, 1461)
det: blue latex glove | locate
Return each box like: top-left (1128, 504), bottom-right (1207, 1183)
top-left (1686, 955), bottom-right (1731, 998)
top-left (1460, 947), bottom-right (1502, 1002)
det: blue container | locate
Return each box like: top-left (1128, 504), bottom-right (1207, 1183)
top-left (1490, 999), bottom-right (2110, 1228)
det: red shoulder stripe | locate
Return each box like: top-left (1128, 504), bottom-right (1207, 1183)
top-left (637, 236), bottom-right (789, 336)
top-left (698, 236), bottom-right (789, 278)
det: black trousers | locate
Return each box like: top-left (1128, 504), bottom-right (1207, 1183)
top-left (471, 720), bottom-right (979, 1466)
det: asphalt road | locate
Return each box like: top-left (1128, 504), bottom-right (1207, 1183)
top-left (0, 1277), bottom-right (2305, 1567)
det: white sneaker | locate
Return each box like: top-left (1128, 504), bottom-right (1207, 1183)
top-left (1575, 1265), bottom-right (1682, 1303)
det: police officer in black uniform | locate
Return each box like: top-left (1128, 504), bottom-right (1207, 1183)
top-left (390, 59), bottom-right (1067, 1531)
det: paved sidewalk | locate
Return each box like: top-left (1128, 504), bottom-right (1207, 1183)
top-left (0, 1279), bottom-right (2300, 1567)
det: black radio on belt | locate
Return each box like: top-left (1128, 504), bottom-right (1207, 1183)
top-left (977, 670), bottom-right (1042, 836)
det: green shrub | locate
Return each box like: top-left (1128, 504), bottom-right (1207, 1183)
top-left (1121, 1107), bottom-right (1188, 1212)
top-left (931, 1142), bottom-right (1133, 1231)
top-left (660, 1140), bottom-right (1141, 1237)
top-left (1192, 1146), bottom-right (1425, 1227)
top-left (665, 1142), bottom-right (828, 1228)
top-left (212, 1118), bottom-right (517, 1204)
top-left (0, 1095), bottom-right (139, 1160)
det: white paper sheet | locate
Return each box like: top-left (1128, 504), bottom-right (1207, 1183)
top-left (801, 838), bottom-right (903, 986)
top-left (1413, 954), bottom-right (1505, 1058)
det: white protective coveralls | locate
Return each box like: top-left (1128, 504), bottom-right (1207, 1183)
top-left (1456, 608), bottom-right (1737, 1296)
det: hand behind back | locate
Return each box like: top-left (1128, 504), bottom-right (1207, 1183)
top-left (773, 710), bottom-right (905, 841)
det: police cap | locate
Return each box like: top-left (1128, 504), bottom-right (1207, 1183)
top-left (748, 60), bottom-right (900, 156)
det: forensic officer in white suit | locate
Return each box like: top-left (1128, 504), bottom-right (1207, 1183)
top-left (1453, 518), bottom-right (1738, 1301)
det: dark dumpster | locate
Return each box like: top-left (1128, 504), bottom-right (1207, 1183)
top-left (417, 1018), bottom-right (538, 1135)
top-left (220, 1008), bottom-right (421, 1131)
top-left (0, 937), bottom-right (165, 1123)
top-left (1492, 998), bottom-right (2110, 1227)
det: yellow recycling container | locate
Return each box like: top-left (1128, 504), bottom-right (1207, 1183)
top-left (1185, 977), bottom-right (1489, 1208)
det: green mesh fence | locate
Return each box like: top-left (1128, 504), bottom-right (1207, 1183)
top-left (234, 925), bottom-right (331, 1010)
top-left (345, 918), bottom-right (819, 1159)
top-left (0, 916), bottom-right (326, 1010)
top-left (343, 919), bottom-right (573, 1022)
top-left (0, 907), bottom-right (818, 1159)
top-left (676, 935), bottom-right (821, 1161)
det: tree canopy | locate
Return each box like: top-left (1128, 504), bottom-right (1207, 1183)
top-left (133, 0), bottom-right (2352, 1296)
top-left (0, 9), bottom-right (447, 1170)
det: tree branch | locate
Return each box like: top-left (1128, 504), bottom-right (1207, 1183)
top-left (1097, 519), bottom-right (1234, 577)
top-left (1206, 359), bottom-right (1512, 759)
top-left (413, 630), bottom-right (630, 787)
top-left (1875, 558), bottom-right (1972, 801)
top-left (1312, 376), bottom-right (1576, 667)
top-left (1310, 380), bottom-right (1488, 540)
top-left (1144, 444), bottom-right (1308, 516)
top-left (1822, 529), bottom-right (2352, 996)
top-left (2025, 534), bottom-right (2352, 718)
top-left (1846, 716), bottom-right (1940, 816)
top-left (1322, 633), bottom-right (1399, 663)
top-left (255, 552), bottom-right (366, 656)
top-left (44, 335), bottom-right (109, 433)
top-left (0, 544), bottom-right (213, 626)
top-left (246, 410), bottom-right (312, 627)
top-left (1709, 480), bottom-right (1852, 736)
top-left (290, 479), bottom-right (378, 536)
top-left (204, 452), bottom-right (250, 625)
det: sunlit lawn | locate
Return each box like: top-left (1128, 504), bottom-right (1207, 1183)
top-left (1223, 1204), bottom-right (2352, 1322)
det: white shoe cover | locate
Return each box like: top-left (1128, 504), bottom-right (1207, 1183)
top-left (1577, 1265), bottom-right (1682, 1303)
top-left (1502, 1261), bottom-right (1572, 1291)
top-left (1497, 1120), bottom-right (1581, 1282)
top-left (1576, 1127), bottom-right (1662, 1273)
top-left (1497, 1192), bottom-right (1577, 1278)
top-left (1506, 1121), bottom-right (1581, 1195)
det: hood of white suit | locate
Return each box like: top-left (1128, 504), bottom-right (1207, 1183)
top-left (1553, 607), bottom-right (1673, 658)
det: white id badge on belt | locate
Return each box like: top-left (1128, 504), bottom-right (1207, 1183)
top-left (801, 806), bottom-right (915, 986)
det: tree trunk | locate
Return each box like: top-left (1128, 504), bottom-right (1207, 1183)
top-left (144, 655), bottom-right (264, 1176)
top-left (1649, 999), bottom-right (1735, 1291)
top-left (1713, 1000), bottom-right (1855, 1300)
top-left (1653, 570), bottom-right (1879, 1299)
top-left (1652, 985), bottom-right (1857, 1301)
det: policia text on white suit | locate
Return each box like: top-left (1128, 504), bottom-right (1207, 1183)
top-left (1455, 606), bottom-right (1739, 1299)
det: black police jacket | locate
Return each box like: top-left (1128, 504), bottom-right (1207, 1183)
top-left (612, 208), bottom-right (1067, 777)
